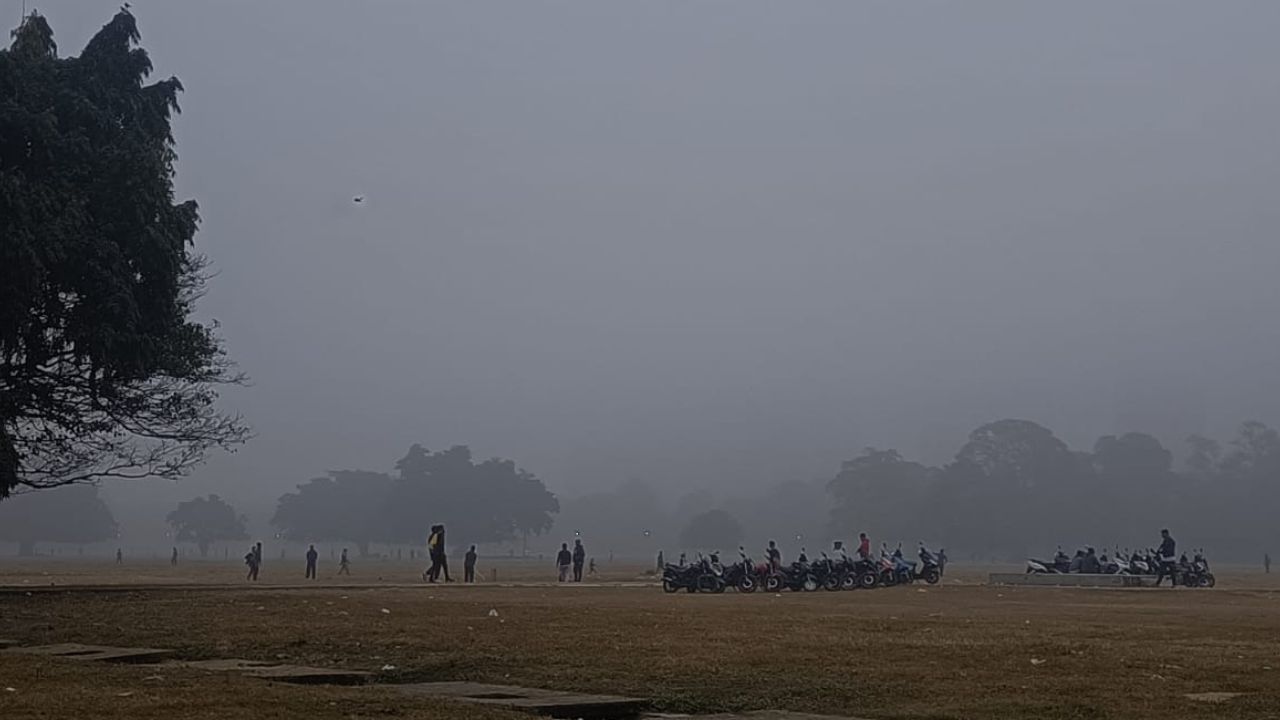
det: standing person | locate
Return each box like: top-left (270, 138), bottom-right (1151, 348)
top-left (171, 547), bottom-right (178, 566)
top-left (1266, 553), bottom-right (1272, 574)
top-left (464, 545), bottom-right (477, 583)
top-left (338, 548), bottom-right (351, 576)
top-left (116, 548), bottom-right (122, 564)
top-left (244, 547), bottom-right (260, 581)
top-left (656, 550), bottom-right (664, 571)
top-left (1154, 529), bottom-right (1177, 587)
top-left (572, 539), bottom-right (586, 582)
top-left (937, 548), bottom-right (948, 576)
top-left (305, 544), bottom-right (318, 579)
top-left (254, 542), bottom-right (263, 578)
top-left (556, 543), bottom-right (573, 582)
top-left (857, 533), bottom-right (871, 560)
top-left (766, 540), bottom-right (782, 572)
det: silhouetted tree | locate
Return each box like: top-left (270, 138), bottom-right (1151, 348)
top-left (271, 471), bottom-right (392, 557)
top-left (383, 444), bottom-right (557, 547)
top-left (828, 448), bottom-right (935, 543)
top-left (0, 10), bottom-right (248, 499)
top-left (679, 509), bottom-right (744, 551)
top-left (0, 485), bottom-right (117, 556)
top-left (166, 494), bottom-right (247, 557)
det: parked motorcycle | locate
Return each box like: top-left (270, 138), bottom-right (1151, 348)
top-left (722, 547), bottom-right (762, 593)
top-left (767, 559), bottom-right (818, 592)
top-left (1026, 547), bottom-right (1072, 574)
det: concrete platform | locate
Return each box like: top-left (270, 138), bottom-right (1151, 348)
top-left (2, 643), bottom-right (173, 663)
top-left (176, 658), bottom-right (373, 685)
top-left (650, 707), bottom-right (870, 712)
top-left (990, 573), bottom-right (1147, 588)
top-left (395, 681), bottom-right (648, 719)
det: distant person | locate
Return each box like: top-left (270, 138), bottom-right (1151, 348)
top-left (556, 543), bottom-right (573, 582)
top-left (766, 540), bottom-right (782, 571)
top-left (588, 558), bottom-right (598, 576)
top-left (305, 545), bottom-right (319, 579)
top-left (857, 533), bottom-right (871, 560)
top-left (797, 547), bottom-right (809, 564)
top-left (656, 550), bottom-right (664, 571)
top-left (115, 548), bottom-right (122, 564)
top-left (678, 552), bottom-right (686, 567)
top-left (1154, 529), bottom-right (1177, 587)
top-left (464, 545), bottom-right (478, 583)
top-left (244, 547), bottom-right (260, 581)
top-left (254, 542), bottom-right (263, 575)
top-left (426, 524), bottom-right (452, 582)
top-left (1080, 547), bottom-right (1101, 574)
top-left (171, 547), bottom-right (178, 566)
top-left (572, 539), bottom-right (586, 582)
top-left (1266, 553), bottom-right (1271, 574)
top-left (937, 548), bottom-right (948, 575)
top-left (338, 548), bottom-right (351, 576)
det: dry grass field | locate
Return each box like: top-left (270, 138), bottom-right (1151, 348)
top-left (3, 559), bottom-right (1280, 719)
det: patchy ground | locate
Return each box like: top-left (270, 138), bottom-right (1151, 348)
top-left (2, 561), bottom-right (1280, 719)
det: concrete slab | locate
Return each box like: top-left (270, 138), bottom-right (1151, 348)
top-left (174, 658), bottom-right (372, 685)
top-left (2, 643), bottom-right (173, 663)
top-left (990, 573), bottom-right (1146, 588)
top-left (396, 681), bottom-right (648, 719)
top-left (650, 707), bottom-right (870, 712)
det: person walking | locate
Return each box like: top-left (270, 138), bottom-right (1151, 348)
top-left (572, 539), bottom-right (586, 582)
top-left (1154, 529), bottom-right (1177, 587)
top-left (464, 545), bottom-right (478, 583)
top-left (171, 547), bottom-right (179, 566)
top-left (254, 542), bottom-right (263, 577)
top-left (305, 544), bottom-right (319, 579)
top-left (244, 547), bottom-right (260, 581)
top-left (427, 524), bottom-right (452, 582)
top-left (588, 558), bottom-right (598, 576)
top-left (338, 548), bottom-right (351, 576)
top-left (556, 543), bottom-right (573, 582)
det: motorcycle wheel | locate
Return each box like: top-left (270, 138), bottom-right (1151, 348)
top-left (662, 579), bottom-right (679, 593)
top-left (822, 575), bottom-right (841, 591)
top-left (712, 578), bottom-right (727, 593)
top-left (924, 568), bottom-right (941, 585)
top-left (802, 577), bottom-right (819, 592)
top-left (765, 575), bottom-right (783, 592)
top-left (858, 571), bottom-right (878, 590)
top-left (737, 576), bottom-right (757, 593)
top-left (1198, 574), bottom-right (1215, 588)
top-left (841, 574), bottom-right (859, 591)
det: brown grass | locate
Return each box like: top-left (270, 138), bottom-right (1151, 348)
top-left (3, 561), bottom-right (1280, 719)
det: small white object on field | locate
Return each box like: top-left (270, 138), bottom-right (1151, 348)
top-left (4, 688), bottom-right (15, 693)
top-left (488, 609), bottom-right (499, 617)
top-left (380, 608), bottom-right (391, 614)
top-left (1029, 659), bottom-right (1045, 666)
top-left (381, 664), bottom-right (397, 672)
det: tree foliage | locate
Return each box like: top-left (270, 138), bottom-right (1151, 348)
top-left (270, 470), bottom-right (393, 556)
top-left (678, 509), bottom-right (744, 551)
top-left (165, 494), bottom-right (247, 556)
top-left (0, 483), bottom-right (117, 555)
top-left (0, 10), bottom-right (248, 500)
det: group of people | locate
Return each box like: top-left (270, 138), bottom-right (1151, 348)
top-left (556, 538), bottom-right (594, 582)
top-left (422, 524), bottom-right (481, 583)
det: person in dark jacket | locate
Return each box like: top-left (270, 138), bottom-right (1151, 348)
top-left (464, 545), bottom-right (478, 583)
top-left (572, 539), bottom-right (586, 582)
top-left (1155, 529), bottom-right (1178, 587)
top-left (556, 543), bottom-right (573, 582)
top-left (766, 541), bottom-right (782, 572)
top-left (1080, 547), bottom-right (1101, 574)
top-left (305, 544), bottom-right (318, 579)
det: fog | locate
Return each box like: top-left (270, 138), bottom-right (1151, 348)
top-left (14, 1), bottom-right (1280, 542)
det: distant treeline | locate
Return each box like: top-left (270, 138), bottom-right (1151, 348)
top-left (2, 421), bottom-right (1276, 561)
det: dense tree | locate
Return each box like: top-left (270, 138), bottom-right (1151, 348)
top-left (271, 471), bottom-right (393, 557)
top-left (0, 10), bottom-right (248, 499)
top-left (166, 494), bottom-right (247, 557)
top-left (383, 444), bottom-right (558, 547)
top-left (0, 484), bottom-right (117, 556)
top-left (828, 448), bottom-right (936, 543)
top-left (678, 509), bottom-right (744, 551)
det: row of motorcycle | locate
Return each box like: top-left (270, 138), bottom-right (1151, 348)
top-left (1026, 546), bottom-right (1216, 587)
top-left (662, 544), bottom-right (944, 593)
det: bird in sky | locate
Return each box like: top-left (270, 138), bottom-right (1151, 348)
top-left (352, 195), bottom-right (365, 203)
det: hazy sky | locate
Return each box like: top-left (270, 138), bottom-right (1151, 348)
top-left (15, 1), bottom-right (1280, 510)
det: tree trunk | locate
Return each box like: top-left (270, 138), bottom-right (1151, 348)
top-left (18, 540), bottom-right (34, 557)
